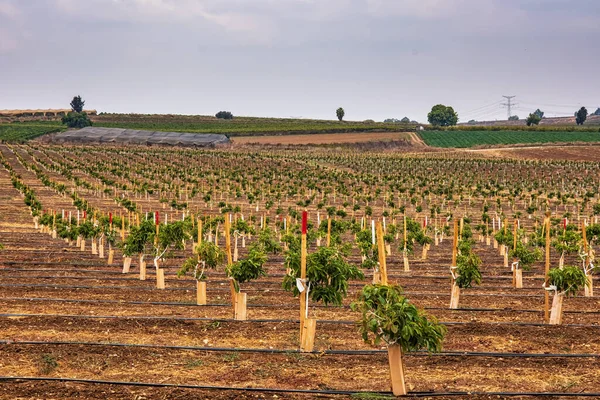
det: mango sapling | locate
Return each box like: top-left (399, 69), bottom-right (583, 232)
top-left (352, 284), bottom-right (446, 396)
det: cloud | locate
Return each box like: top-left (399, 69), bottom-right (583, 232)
top-left (0, 0), bottom-right (19, 19)
top-left (53, 0), bottom-right (277, 44)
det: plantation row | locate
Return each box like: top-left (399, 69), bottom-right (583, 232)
top-left (419, 130), bottom-right (600, 148)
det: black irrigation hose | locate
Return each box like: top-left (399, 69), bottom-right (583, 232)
top-left (1, 312), bottom-right (598, 328)
top-left (2, 340), bottom-right (599, 359)
top-left (1, 377), bottom-right (600, 398)
top-left (0, 376), bottom-right (389, 397)
top-left (2, 296), bottom-right (600, 315)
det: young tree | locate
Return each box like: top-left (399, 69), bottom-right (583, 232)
top-left (450, 239), bottom-right (482, 308)
top-left (179, 241), bottom-right (226, 305)
top-left (427, 104), bottom-right (458, 127)
top-left (226, 243), bottom-right (268, 319)
top-left (508, 115), bottom-right (519, 121)
top-left (70, 95), bottom-right (85, 113)
top-left (575, 107), bottom-right (588, 125)
top-left (352, 284), bottom-right (446, 395)
top-left (509, 230), bottom-right (542, 288)
top-left (283, 244), bottom-right (363, 306)
top-left (533, 108), bottom-right (544, 119)
top-left (552, 227), bottom-right (582, 268)
top-left (546, 266), bottom-right (588, 324)
top-left (122, 218), bottom-right (155, 274)
top-left (336, 107), bottom-right (345, 121)
top-left (526, 113), bottom-right (542, 126)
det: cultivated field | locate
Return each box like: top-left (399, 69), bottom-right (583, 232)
top-left (0, 143), bottom-right (599, 398)
top-left (420, 130), bottom-right (600, 148)
top-left (233, 132), bottom-right (412, 145)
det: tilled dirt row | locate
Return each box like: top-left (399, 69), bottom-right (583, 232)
top-left (1, 343), bottom-right (599, 394)
top-left (1, 316), bottom-right (598, 354)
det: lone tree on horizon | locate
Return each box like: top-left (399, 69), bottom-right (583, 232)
top-left (70, 96), bottom-right (85, 113)
top-left (336, 107), bottom-right (345, 121)
top-left (427, 104), bottom-right (458, 127)
top-left (575, 107), bottom-right (588, 125)
top-left (63, 95), bottom-right (92, 128)
top-left (526, 112), bottom-right (541, 126)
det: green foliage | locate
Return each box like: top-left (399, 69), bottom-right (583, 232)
top-left (576, 107), bottom-right (588, 125)
top-left (548, 266), bottom-right (588, 296)
top-left (336, 107), bottom-right (345, 121)
top-left (283, 244), bottom-right (363, 306)
top-left (534, 109), bottom-right (544, 119)
top-left (494, 229), bottom-right (513, 247)
top-left (227, 244), bottom-right (268, 290)
top-left (257, 226), bottom-right (282, 254)
top-left (70, 95), bottom-right (85, 113)
top-left (552, 229), bottom-right (582, 256)
top-left (215, 111), bottom-right (234, 120)
top-left (179, 241), bottom-right (226, 280)
top-left (122, 219), bottom-right (155, 257)
top-left (509, 241), bottom-right (542, 271)
top-left (526, 113), bottom-right (542, 126)
top-left (508, 115), bottom-right (519, 121)
top-left (351, 284), bottom-right (446, 351)
top-left (427, 104), bottom-right (458, 127)
top-left (0, 123), bottom-right (65, 142)
top-left (62, 112), bottom-right (92, 128)
top-left (454, 240), bottom-right (482, 288)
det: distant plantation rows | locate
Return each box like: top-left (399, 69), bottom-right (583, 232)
top-left (0, 123), bottom-right (65, 142)
top-left (420, 130), bottom-right (600, 148)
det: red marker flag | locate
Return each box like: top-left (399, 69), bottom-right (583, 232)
top-left (109, 213), bottom-right (113, 224)
top-left (83, 210), bottom-right (87, 219)
top-left (155, 211), bottom-right (160, 226)
top-left (302, 211), bottom-right (308, 234)
top-left (563, 218), bottom-right (567, 229)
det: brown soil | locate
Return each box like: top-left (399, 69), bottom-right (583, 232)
top-left (232, 132), bottom-right (412, 145)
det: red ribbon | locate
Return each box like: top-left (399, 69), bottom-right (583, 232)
top-left (302, 211), bottom-right (308, 234)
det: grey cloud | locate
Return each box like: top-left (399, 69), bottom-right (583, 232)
top-left (0, 0), bottom-right (599, 122)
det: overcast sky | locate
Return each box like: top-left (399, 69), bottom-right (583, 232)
top-left (1, 0), bottom-right (599, 122)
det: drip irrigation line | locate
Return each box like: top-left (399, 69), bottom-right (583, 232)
top-left (0, 376), bottom-right (389, 396)
top-left (0, 283), bottom-right (565, 299)
top-left (2, 296), bottom-right (600, 315)
top-left (1, 313), bottom-right (598, 328)
top-left (2, 340), bottom-right (599, 359)
top-left (1, 377), bottom-right (600, 398)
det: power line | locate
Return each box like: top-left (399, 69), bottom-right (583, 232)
top-left (501, 95), bottom-right (516, 120)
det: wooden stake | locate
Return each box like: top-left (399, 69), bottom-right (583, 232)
top-left (224, 216), bottom-right (236, 308)
top-left (387, 344), bottom-right (407, 396)
top-left (156, 268), bottom-right (165, 289)
top-left (544, 215), bottom-right (551, 323)
top-left (122, 257), bottom-right (131, 273)
top-left (300, 211), bottom-right (308, 344)
top-left (197, 281), bottom-right (207, 305)
top-left (300, 318), bottom-right (316, 353)
top-left (234, 292), bottom-right (247, 320)
top-left (376, 221), bottom-right (388, 285)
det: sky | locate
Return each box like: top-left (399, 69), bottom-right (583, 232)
top-left (1, 0), bottom-right (599, 122)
